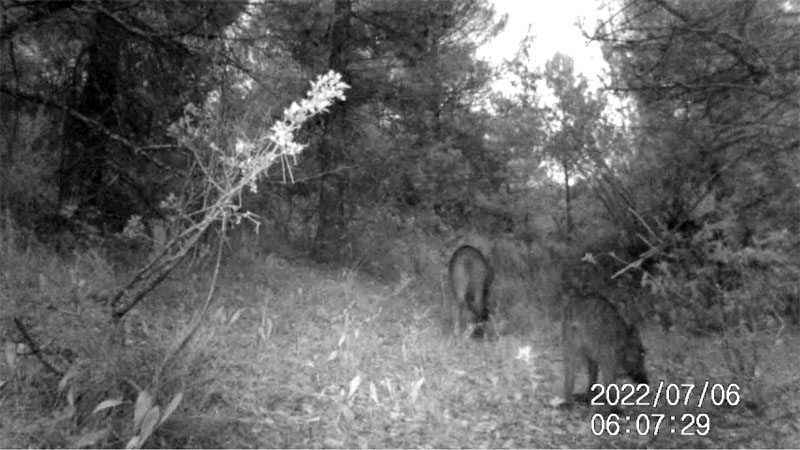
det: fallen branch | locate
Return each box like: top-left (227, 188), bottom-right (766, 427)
top-left (13, 317), bottom-right (64, 376)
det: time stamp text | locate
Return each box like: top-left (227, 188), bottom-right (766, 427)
top-left (589, 381), bottom-right (741, 436)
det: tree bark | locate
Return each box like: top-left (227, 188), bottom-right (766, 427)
top-left (60, 4), bottom-right (121, 218)
top-left (563, 157), bottom-right (573, 242)
top-left (313, 0), bottom-right (352, 262)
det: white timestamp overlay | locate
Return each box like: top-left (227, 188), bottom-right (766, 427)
top-left (590, 381), bottom-right (741, 408)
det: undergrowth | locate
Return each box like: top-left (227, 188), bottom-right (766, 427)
top-left (1, 216), bottom-right (799, 448)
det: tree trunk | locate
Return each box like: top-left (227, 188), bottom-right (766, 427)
top-left (563, 157), bottom-right (573, 242)
top-left (59, 5), bottom-right (120, 220)
top-left (313, 0), bottom-right (352, 262)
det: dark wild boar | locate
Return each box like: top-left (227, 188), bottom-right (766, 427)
top-left (563, 295), bottom-right (648, 404)
top-left (448, 245), bottom-right (494, 338)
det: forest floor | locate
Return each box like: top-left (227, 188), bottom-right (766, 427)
top-left (2, 246), bottom-right (800, 448)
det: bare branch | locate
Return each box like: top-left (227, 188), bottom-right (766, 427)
top-left (0, 85), bottom-right (168, 170)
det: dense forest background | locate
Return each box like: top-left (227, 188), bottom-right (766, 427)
top-left (1, 0), bottom-right (798, 448)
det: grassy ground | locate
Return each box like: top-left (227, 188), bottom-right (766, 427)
top-left (2, 238), bottom-right (799, 448)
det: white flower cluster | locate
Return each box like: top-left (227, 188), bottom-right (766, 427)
top-left (267, 71), bottom-right (349, 166)
top-left (227, 71), bottom-right (349, 192)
